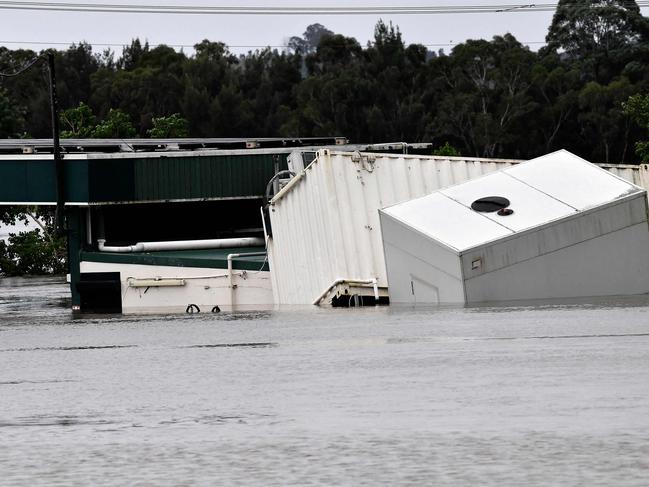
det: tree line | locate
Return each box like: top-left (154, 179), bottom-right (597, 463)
top-left (2, 1), bottom-right (649, 163)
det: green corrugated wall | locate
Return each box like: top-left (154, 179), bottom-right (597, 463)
top-left (0, 153), bottom-right (286, 204)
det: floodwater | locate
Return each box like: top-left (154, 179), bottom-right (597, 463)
top-left (1, 278), bottom-right (649, 486)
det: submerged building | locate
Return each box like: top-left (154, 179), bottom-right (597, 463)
top-left (0, 137), bottom-right (347, 313)
top-left (2, 139), bottom-right (649, 313)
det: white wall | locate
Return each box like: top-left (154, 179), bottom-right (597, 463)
top-left (80, 261), bottom-right (273, 314)
top-left (464, 222), bottom-right (649, 302)
top-left (380, 212), bottom-right (464, 304)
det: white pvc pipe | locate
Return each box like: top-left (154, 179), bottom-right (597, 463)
top-left (97, 237), bottom-right (265, 253)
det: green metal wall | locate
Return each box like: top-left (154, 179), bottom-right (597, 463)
top-left (130, 154), bottom-right (282, 201)
top-left (0, 159), bottom-right (56, 202)
top-left (0, 153), bottom-right (286, 204)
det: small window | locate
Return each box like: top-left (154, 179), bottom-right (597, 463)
top-left (471, 196), bottom-right (510, 213)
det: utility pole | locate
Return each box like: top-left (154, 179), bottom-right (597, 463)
top-left (47, 52), bottom-right (65, 236)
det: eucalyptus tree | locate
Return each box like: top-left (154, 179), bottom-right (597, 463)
top-left (431, 34), bottom-right (537, 158)
top-left (545, 0), bottom-right (649, 83)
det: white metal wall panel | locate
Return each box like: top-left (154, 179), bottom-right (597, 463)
top-left (463, 221), bottom-right (649, 302)
top-left (267, 150), bottom-right (518, 305)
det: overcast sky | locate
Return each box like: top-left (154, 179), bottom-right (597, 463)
top-left (1, 1), bottom-right (648, 56)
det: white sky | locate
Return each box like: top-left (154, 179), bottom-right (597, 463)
top-left (0, 1), bottom-right (648, 56)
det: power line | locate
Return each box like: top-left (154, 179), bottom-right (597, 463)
top-left (2, 1), bottom-right (648, 15)
top-left (0, 55), bottom-right (44, 77)
top-left (0, 1), bottom-right (628, 15)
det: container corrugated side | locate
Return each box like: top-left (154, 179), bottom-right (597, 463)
top-left (599, 163), bottom-right (649, 191)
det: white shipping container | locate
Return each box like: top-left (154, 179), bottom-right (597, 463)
top-left (266, 150), bottom-right (519, 305)
top-left (380, 150), bottom-right (649, 305)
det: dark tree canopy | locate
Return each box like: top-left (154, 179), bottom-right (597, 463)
top-left (546, 0), bottom-right (649, 82)
top-left (1, 17), bottom-right (649, 163)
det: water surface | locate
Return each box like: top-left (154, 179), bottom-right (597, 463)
top-left (1, 277), bottom-right (649, 485)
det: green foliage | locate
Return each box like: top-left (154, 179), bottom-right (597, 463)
top-left (546, 0), bottom-right (649, 82)
top-left (91, 109), bottom-right (136, 138)
top-left (431, 35), bottom-right (538, 158)
top-left (60, 102), bottom-right (97, 137)
top-left (0, 229), bottom-right (66, 276)
top-left (433, 142), bottom-right (460, 157)
top-left (0, 206), bottom-right (66, 276)
top-left (147, 113), bottom-right (189, 138)
top-left (635, 141), bottom-right (649, 162)
top-left (624, 93), bottom-right (649, 128)
top-left (0, 87), bottom-right (25, 138)
top-left (288, 23), bottom-right (334, 54)
top-left (60, 103), bottom-right (135, 138)
top-left (578, 78), bottom-right (635, 162)
top-left (624, 93), bottom-right (649, 161)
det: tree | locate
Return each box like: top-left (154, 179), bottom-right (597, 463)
top-left (0, 206), bottom-right (66, 276)
top-left (288, 23), bottom-right (333, 54)
top-left (60, 102), bottom-right (97, 138)
top-left (578, 77), bottom-right (636, 162)
top-left (624, 93), bottom-right (649, 161)
top-left (119, 39), bottom-right (149, 70)
top-left (546, 0), bottom-right (649, 82)
top-left (431, 35), bottom-right (537, 158)
top-left (59, 103), bottom-right (136, 138)
top-left (56, 43), bottom-right (100, 110)
top-left (0, 47), bottom-right (51, 137)
top-left (0, 87), bottom-right (25, 138)
top-left (92, 108), bottom-right (136, 137)
top-left (181, 40), bottom-right (238, 136)
top-left (433, 142), bottom-right (460, 156)
top-left (147, 113), bottom-right (189, 137)
top-left (529, 55), bottom-right (581, 153)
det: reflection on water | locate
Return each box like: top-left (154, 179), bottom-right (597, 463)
top-left (183, 342), bottom-right (277, 349)
top-left (1, 277), bottom-right (649, 485)
top-left (2, 345), bottom-right (139, 352)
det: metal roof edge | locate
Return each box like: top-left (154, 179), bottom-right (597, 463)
top-left (326, 149), bottom-right (524, 164)
top-left (0, 153), bottom-right (89, 161)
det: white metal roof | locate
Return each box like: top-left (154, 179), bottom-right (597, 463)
top-left (381, 150), bottom-right (645, 252)
top-left (506, 150), bottom-right (640, 210)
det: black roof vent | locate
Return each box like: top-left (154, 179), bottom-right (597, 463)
top-left (471, 196), bottom-right (510, 213)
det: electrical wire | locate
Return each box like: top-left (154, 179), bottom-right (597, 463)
top-left (0, 0), bottom-right (646, 15)
top-left (0, 54), bottom-right (44, 77)
top-left (0, 2), bottom-right (643, 56)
